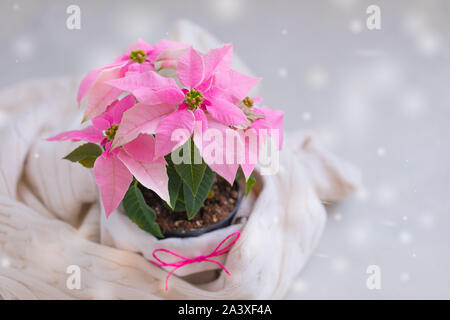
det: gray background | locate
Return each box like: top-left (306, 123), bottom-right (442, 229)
top-left (1, 0), bottom-right (449, 299)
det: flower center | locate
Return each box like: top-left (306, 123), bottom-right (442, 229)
top-left (104, 125), bottom-right (118, 141)
top-left (183, 89), bottom-right (204, 110)
top-left (242, 96), bottom-right (254, 108)
top-left (129, 49), bottom-right (147, 64)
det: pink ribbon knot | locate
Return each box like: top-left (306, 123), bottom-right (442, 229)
top-left (150, 231), bottom-right (241, 291)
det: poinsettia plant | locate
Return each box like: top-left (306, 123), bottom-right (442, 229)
top-left (48, 39), bottom-right (283, 238)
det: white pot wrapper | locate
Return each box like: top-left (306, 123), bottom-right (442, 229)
top-left (100, 189), bottom-right (255, 278)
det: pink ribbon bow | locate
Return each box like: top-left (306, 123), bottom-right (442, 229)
top-left (150, 231), bottom-right (241, 291)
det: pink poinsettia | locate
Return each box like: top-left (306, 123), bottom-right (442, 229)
top-left (237, 105), bottom-right (284, 179)
top-left (78, 39), bottom-right (188, 122)
top-left (95, 133), bottom-right (169, 217)
top-left (107, 45), bottom-right (261, 159)
top-left (194, 103), bottom-right (284, 184)
top-left (48, 95), bottom-right (170, 216)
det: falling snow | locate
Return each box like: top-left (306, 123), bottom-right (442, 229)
top-left (278, 67), bottom-right (288, 78)
top-left (418, 213), bottom-right (435, 229)
top-left (400, 272), bottom-right (410, 283)
top-left (398, 231), bottom-right (413, 245)
top-left (306, 67), bottom-right (329, 89)
top-left (212, 0), bottom-right (243, 21)
top-left (12, 35), bottom-right (35, 60)
top-left (302, 112), bottom-right (311, 121)
top-left (376, 185), bottom-right (396, 206)
top-left (376, 147), bottom-right (386, 157)
top-left (349, 19), bottom-right (363, 34)
top-left (401, 91), bottom-right (427, 117)
top-left (331, 257), bottom-right (350, 274)
top-left (293, 279), bottom-right (308, 293)
top-left (347, 222), bottom-right (370, 247)
top-left (1, 257), bottom-right (10, 268)
top-left (1, 0), bottom-right (448, 300)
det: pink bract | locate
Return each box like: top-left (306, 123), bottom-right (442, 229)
top-left (109, 45), bottom-right (262, 160)
top-left (47, 95), bottom-right (170, 216)
top-left (192, 105), bottom-right (284, 184)
top-left (78, 39), bottom-right (188, 122)
top-left (49, 39), bottom-right (285, 219)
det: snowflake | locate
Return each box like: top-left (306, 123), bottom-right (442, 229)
top-left (331, 256), bottom-right (350, 274)
top-left (418, 213), bottom-right (435, 229)
top-left (376, 185), bottom-right (396, 205)
top-left (356, 188), bottom-right (369, 202)
top-left (292, 279), bottom-right (308, 293)
top-left (398, 231), bottom-right (413, 245)
top-left (349, 19), bottom-right (363, 34)
top-left (347, 222), bottom-right (370, 247)
top-left (12, 35), bottom-right (35, 60)
top-left (416, 32), bottom-right (441, 56)
top-left (376, 147), bottom-right (386, 157)
top-left (278, 67), bottom-right (288, 78)
top-left (400, 272), bottom-right (410, 283)
top-left (306, 67), bottom-right (329, 89)
top-left (302, 112), bottom-right (311, 121)
top-left (401, 91), bottom-right (427, 117)
top-left (212, 0), bottom-right (243, 21)
top-left (1, 257), bottom-right (10, 268)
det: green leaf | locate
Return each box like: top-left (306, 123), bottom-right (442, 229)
top-left (165, 155), bottom-right (183, 209)
top-left (63, 143), bottom-right (102, 168)
top-left (183, 166), bottom-right (215, 220)
top-left (245, 175), bottom-right (256, 196)
top-left (78, 157), bottom-right (97, 168)
top-left (173, 184), bottom-right (187, 211)
top-left (122, 182), bottom-right (163, 238)
top-left (173, 139), bottom-right (207, 196)
top-left (173, 198), bottom-right (187, 212)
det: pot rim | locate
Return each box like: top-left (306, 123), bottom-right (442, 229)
top-left (161, 181), bottom-right (244, 238)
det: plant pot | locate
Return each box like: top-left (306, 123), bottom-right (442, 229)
top-left (100, 173), bottom-right (254, 277)
top-left (162, 182), bottom-right (244, 238)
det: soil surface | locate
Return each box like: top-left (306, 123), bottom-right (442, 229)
top-left (140, 176), bottom-right (239, 234)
